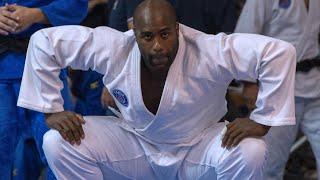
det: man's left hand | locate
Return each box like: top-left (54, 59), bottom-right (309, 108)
top-left (221, 118), bottom-right (270, 149)
top-left (101, 87), bottom-right (117, 109)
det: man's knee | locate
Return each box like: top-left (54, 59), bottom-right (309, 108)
top-left (42, 130), bottom-right (65, 161)
top-left (239, 137), bottom-right (267, 170)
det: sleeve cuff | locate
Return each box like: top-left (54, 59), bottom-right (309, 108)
top-left (17, 99), bottom-right (64, 113)
top-left (250, 114), bottom-right (296, 126)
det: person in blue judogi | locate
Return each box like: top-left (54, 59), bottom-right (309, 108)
top-left (0, 1), bottom-right (88, 179)
top-left (70, 69), bottom-right (107, 116)
top-left (13, 69), bottom-right (74, 180)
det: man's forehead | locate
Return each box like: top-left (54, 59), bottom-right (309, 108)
top-left (134, 15), bottom-right (175, 32)
top-left (133, 0), bottom-right (177, 31)
top-left (138, 25), bottom-right (172, 33)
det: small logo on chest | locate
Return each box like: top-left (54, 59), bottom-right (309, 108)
top-left (112, 89), bottom-right (129, 107)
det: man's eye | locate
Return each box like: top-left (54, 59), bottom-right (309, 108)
top-left (161, 32), bottom-right (169, 39)
top-left (144, 34), bottom-right (152, 41)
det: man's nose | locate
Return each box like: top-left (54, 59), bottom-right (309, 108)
top-left (152, 38), bottom-right (164, 53)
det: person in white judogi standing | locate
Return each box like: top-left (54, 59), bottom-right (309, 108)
top-left (17, 0), bottom-right (297, 179)
top-left (235, 0), bottom-right (320, 179)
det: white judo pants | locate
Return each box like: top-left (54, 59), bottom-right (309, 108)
top-left (43, 116), bottom-right (267, 180)
top-left (263, 96), bottom-right (320, 180)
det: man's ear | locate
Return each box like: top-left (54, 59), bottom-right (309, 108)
top-left (133, 24), bottom-right (137, 36)
top-left (175, 22), bottom-right (179, 35)
top-left (128, 18), bottom-right (134, 30)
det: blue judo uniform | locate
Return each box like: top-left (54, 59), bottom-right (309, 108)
top-left (12, 70), bottom-right (74, 180)
top-left (0, 1), bottom-right (87, 179)
top-left (71, 70), bottom-right (107, 116)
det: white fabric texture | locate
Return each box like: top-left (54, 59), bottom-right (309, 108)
top-left (235, 0), bottom-right (320, 98)
top-left (235, 0), bottom-right (320, 179)
top-left (263, 97), bottom-right (320, 179)
top-left (43, 116), bottom-right (267, 180)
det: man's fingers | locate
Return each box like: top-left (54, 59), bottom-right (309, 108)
top-left (0, 21), bottom-right (15, 32)
top-left (63, 118), bottom-right (80, 144)
top-left (56, 121), bottom-right (73, 143)
top-left (1, 9), bottom-right (19, 22)
top-left (78, 123), bottom-right (85, 139)
top-left (101, 88), bottom-right (117, 108)
top-left (225, 129), bottom-right (242, 149)
top-left (67, 113), bottom-right (80, 126)
top-left (226, 122), bottom-right (237, 131)
top-left (222, 129), bottom-right (231, 148)
top-left (58, 120), bottom-right (70, 132)
top-left (65, 113), bottom-right (85, 144)
top-left (101, 97), bottom-right (112, 108)
top-left (222, 123), bottom-right (240, 148)
top-left (69, 113), bottom-right (85, 137)
top-left (231, 133), bottom-right (247, 147)
top-left (59, 131), bottom-right (69, 142)
top-left (5, 4), bottom-right (18, 12)
top-left (58, 119), bottom-right (76, 144)
top-left (75, 114), bottom-right (85, 124)
top-left (224, 131), bottom-right (234, 149)
top-left (101, 95), bottom-right (107, 108)
top-left (75, 114), bottom-right (85, 139)
top-left (110, 100), bottom-right (117, 109)
top-left (66, 131), bottom-right (76, 145)
top-left (45, 111), bottom-right (86, 145)
top-left (52, 123), bottom-right (70, 142)
top-left (63, 117), bottom-right (78, 145)
top-left (100, 88), bottom-right (107, 107)
top-left (69, 118), bottom-right (84, 143)
top-left (56, 124), bottom-right (68, 140)
top-left (0, 28), bottom-right (8, 35)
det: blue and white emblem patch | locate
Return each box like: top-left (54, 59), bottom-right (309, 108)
top-left (112, 89), bottom-right (129, 107)
top-left (279, 0), bottom-right (291, 9)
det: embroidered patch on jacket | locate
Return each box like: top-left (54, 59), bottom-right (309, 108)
top-left (112, 89), bottom-right (129, 107)
top-left (279, 0), bottom-right (291, 9)
top-left (90, 81), bottom-right (99, 89)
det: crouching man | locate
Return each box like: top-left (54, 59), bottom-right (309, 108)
top-left (18, 0), bottom-right (296, 179)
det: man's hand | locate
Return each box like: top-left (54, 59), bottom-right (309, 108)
top-left (101, 87), bottom-right (117, 109)
top-left (221, 118), bottom-right (270, 149)
top-left (242, 82), bottom-right (259, 112)
top-left (45, 111), bottom-right (86, 145)
top-left (0, 5), bottom-right (19, 35)
top-left (5, 4), bottom-right (48, 34)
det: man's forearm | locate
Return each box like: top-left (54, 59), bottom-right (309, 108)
top-left (30, 8), bottom-right (49, 24)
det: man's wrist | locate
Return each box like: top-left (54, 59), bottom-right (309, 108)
top-left (30, 8), bottom-right (48, 24)
top-left (44, 113), bottom-right (54, 119)
top-left (256, 122), bottom-right (271, 135)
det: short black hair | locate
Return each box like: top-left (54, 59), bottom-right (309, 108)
top-left (133, 0), bottom-right (177, 26)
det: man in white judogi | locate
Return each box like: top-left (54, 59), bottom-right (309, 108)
top-left (18, 0), bottom-right (296, 179)
top-left (235, 0), bottom-right (320, 179)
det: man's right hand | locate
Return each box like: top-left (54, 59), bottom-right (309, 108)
top-left (45, 111), bottom-right (86, 145)
top-left (0, 5), bottom-right (19, 35)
